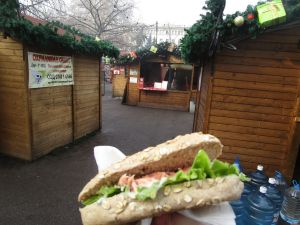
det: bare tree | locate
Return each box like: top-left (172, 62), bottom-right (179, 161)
top-left (18, 0), bottom-right (148, 50)
top-left (18, 0), bottom-right (67, 20)
top-left (63, 0), bottom-right (145, 49)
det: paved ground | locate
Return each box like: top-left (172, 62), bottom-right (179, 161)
top-left (0, 83), bottom-right (193, 225)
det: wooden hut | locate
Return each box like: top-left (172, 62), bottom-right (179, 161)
top-left (193, 21), bottom-right (300, 180)
top-left (125, 55), bottom-right (199, 111)
top-left (111, 65), bottom-right (128, 98)
top-left (0, 16), bottom-right (118, 160)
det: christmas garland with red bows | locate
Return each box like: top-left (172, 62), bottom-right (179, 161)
top-left (180, 0), bottom-right (300, 63)
top-left (113, 42), bottom-right (181, 65)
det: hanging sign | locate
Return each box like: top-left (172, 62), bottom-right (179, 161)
top-left (257, 0), bottom-right (286, 28)
top-left (28, 52), bottom-right (74, 88)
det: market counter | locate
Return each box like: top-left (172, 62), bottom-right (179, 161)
top-left (138, 89), bottom-right (191, 111)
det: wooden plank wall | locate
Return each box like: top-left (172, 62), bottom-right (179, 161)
top-left (0, 35), bottom-right (31, 159)
top-left (30, 86), bottom-right (73, 158)
top-left (139, 90), bottom-right (190, 111)
top-left (190, 90), bottom-right (197, 102)
top-left (193, 65), bottom-right (212, 132)
top-left (112, 75), bottom-right (127, 97)
top-left (127, 64), bottom-right (139, 105)
top-left (73, 56), bottom-right (100, 139)
top-left (205, 26), bottom-right (300, 177)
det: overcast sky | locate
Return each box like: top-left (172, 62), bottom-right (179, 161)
top-left (135, 0), bottom-right (261, 26)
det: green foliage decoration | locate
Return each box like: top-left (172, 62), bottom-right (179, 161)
top-left (180, 0), bottom-right (300, 63)
top-left (284, 0), bottom-right (300, 20)
top-left (114, 54), bottom-right (137, 65)
top-left (113, 41), bottom-right (181, 65)
top-left (180, 0), bottom-right (225, 63)
top-left (137, 41), bottom-right (181, 59)
top-left (0, 0), bottom-right (119, 58)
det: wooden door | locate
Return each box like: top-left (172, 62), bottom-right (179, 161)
top-left (30, 86), bottom-right (73, 158)
top-left (126, 63), bottom-right (139, 105)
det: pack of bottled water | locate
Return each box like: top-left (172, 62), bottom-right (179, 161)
top-left (230, 162), bottom-right (299, 225)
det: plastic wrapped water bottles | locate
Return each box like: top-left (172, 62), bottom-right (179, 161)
top-left (265, 178), bottom-right (283, 225)
top-left (274, 171), bottom-right (288, 194)
top-left (280, 180), bottom-right (300, 224)
top-left (249, 165), bottom-right (268, 188)
top-left (229, 199), bottom-right (243, 225)
top-left (243, 186), bottom-right (276, 225)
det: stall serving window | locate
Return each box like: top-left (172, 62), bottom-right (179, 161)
top-left (140, 62), bottom-right (193, 91)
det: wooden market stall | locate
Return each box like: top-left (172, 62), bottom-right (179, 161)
top-left (193, 21), bottom-right (300, 180)
top-left (125, 55), bottom-right (199, 111)
top-left (111, 65), bottom-right (128, 97)
top-left (0, 15), bottom-right (118, 160)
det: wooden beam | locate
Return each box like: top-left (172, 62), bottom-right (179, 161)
top-left (24, 46), bottom-right (33, 160)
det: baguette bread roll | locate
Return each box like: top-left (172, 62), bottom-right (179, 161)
top-left (80, 176), bottom-right (243, 225)
top-left (79, 132), bottom-right (223, 201)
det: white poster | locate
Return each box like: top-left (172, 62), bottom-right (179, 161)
top-left (28, 52), bottom-right (74, 88)
top-left (130, 77), bottom-right (138, 83)
top-left (130, 68), bottom-right (138, 76)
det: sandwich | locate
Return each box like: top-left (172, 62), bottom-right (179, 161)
top-left (78, 132), bottom-right (245, 225)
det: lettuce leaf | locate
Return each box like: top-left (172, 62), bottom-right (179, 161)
top-left (134, 150), bottom-right (246, 201)
top-left (82, 194), bottom-right (100, 206)
top-left (82, 185), bottom-right (123, 206)
top-left (191, 150), bottom-right (213, 177)
top-left (164, 170), bottom-right (190, 185)
top-left (135, 182), bottom-right (161, 201)
top-left (97, 186), bottom-right (122, 197)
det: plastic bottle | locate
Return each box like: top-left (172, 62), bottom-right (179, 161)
top-left (274, 171), bottom-right (288, 194)
top-left (230, 198), bottom-right (244, 225)
top-left (249, 165), bottom-right (268, 188)
top-left (242, 186), bottom-right (276, 225)
top-left (265, 178), bottom-right (283, 225)
top-left (230, 158), bottom-right (250, 225)
top-left (280, 180), bottom-right (300, 224)
top-left (234, 156), bottom-right (243, 173)
top-left (230, 182), bottom-right (254, 225)
top-left (242, 181), bottom-right (255, 197)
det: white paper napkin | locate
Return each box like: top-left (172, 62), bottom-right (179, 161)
top-left (179, 202), bottom-right (236, 225)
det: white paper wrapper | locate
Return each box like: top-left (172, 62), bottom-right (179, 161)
top-left (179, 202), bottom-right (236, 225)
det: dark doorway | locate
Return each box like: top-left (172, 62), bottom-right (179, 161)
top-left (293, 145), bottom-right (300, 180)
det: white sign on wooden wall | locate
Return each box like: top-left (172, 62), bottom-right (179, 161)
top-left (129, 77), bottom-right (138, 83)
top-left (28, 52), bottom-right (74, 88)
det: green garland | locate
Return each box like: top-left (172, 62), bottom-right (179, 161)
top-left (114, 54), bottom-right (137, 65)
top-left (113, 42), bottom-right (181, 65)
top-left (180, 0), bottom-right (300, 63)
top-left (137, 42), bottom-right (181, 59)
top-left (180, 0), bottom-right (225, 63)
top-left (0, 0), bottom-right (119, 58)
